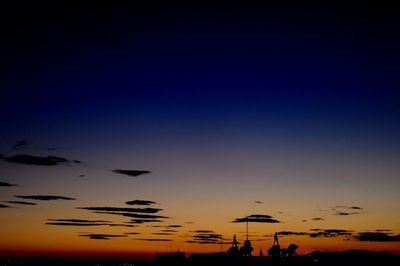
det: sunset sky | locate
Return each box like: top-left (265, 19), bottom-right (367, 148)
top-left (1, 1), bottom-right (399, 258)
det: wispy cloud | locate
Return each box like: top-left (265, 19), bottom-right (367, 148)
top-left (4, 154), bottom-right (79, 166)
top-left (79, 206), bottom-right (167, 225)
top-left (125, 200), bottom-right (157, 206)
top-left (331, 206), bottom-right (363, 216)
top-left (11, 140), bottom-right (59, 151)
top-left (165, 224), bottom-right (183, 228)
top-left (0, 181), bottom-right (17, 187)
top-left (49, 219), bottom-right (110, 223)
top-left (192, 230), bottom-right (214, 233)
top-left (334, 206), bottom-right (363, 210)
top-left (232, 214), bottom-right (280, 223)
top-left (12, 140), bottom-right (30, 150)
top-left (113, 170), bottom-right (151, 177)
top-left (78, 234), bottom-right (127, 240)
top-left (311, 217), bottom-right (325, 221)
top-left (0, 204), bottom-right (11, 208)
top-left (47, 222), bottom-right (109, 226)
top-left (186, 230), bottom-right (228, 244)
top-left (78, 207), bottom-right (162, 213)
top-left (275, 229), bottom-right (354, 238)
top-left (15, 195), bottom-right (75, 201)
top-left (92, 211), bottom-right (168, 219)
top-left (46, 219), bottom-right (134, 227)
top-left (309, 229), bottom-right (353, 238)
top-left (334, 211), bottom-right (360, 216)
top-left (357, 232), bottom-right (400, 242)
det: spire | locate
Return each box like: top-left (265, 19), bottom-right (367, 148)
top-left (246, 216), bottom-right (249, 240)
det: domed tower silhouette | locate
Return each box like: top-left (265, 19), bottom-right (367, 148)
top-left (227, 234), bottom-right (239, 256)
top-left (239, 217), bottom-right (253, 256)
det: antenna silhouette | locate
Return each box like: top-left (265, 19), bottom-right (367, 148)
top-left (240, 215), bottom-right (253, 256)
top-left (246, 216), bottom-right (249, 240)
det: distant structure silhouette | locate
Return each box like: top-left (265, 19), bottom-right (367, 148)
top-left (281, 243), bottom-right (298, 257)
top-left (268, 232), bottom-right (298, 257)
top-left (227, 218), bottom-right (254, 257)
top-left (268, 232), bottom-right (281, 257)
top-left (239, 217), bottom-right (253, 256)
top-left (239, 239), bottom-right (253, 256)
top-left (227, 234), bottom-right (239, 256)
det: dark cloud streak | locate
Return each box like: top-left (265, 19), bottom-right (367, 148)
top-left (278, 231), bottom-right (308, 236)
top-left (93, 211), bottom-right (168, 219)
top-left (311, 217), bottom-right (325, 221)
top-left (78, 207), bottom-right (161, 213)
top-left (125, 200), bottom-right (157, 206)
top-left (113, 170), bottom-right (151, 177)
top-left (46, 219), bottom-right (133, 227)
top-left (47, 222), bottom-right (108, 226)
top-left (232, 214), bottom-right (280, 223)
top-left (78, 234), bottom-right (127, 240)
top-left (48, 219), bottom-right (110, 223)
top-left (15, 195), bottom-right (75, 201)
top-left (0, 181), bottom-right (17, 187)
top-left (309, 229), bottom-right (353, 238)
top-left (4, 154), bottom-right (78, 166)
top-left (357, 232), bottom-right (400, 242)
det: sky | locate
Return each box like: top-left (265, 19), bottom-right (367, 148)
top-left (0, 1), bottom-right (400, 258)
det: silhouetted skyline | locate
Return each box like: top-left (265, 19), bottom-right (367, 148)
top-left (0, 1), bottom-right (399, 258)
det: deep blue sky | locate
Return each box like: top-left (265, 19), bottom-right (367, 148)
top-left (1, 2), bottom-right (399, 157)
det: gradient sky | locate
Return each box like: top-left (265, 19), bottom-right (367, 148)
top-left (1, 1), bottom-right (399, 258)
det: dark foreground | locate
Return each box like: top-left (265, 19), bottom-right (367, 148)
top-left (1, 250), bottom-right (399, 266)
